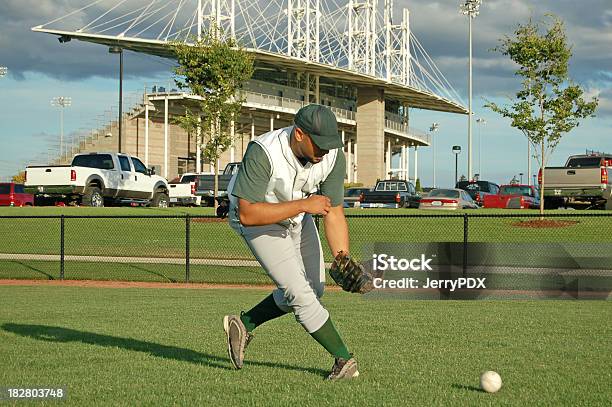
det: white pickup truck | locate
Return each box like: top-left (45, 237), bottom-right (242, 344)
top-left (25, 152), bottom-right (170, 207)
top-left (168, 173), bottom-right (203, 206)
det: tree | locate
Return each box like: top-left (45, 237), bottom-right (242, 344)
top-left (12, 171), bottom-right (25, 183)
top-left (415, 178), bottom-right (422, 193)
top-left (485, 15), bottom-right (598, 215)
top-left (172, 28), bottom-right (254, 210)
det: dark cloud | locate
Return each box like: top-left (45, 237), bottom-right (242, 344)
top-left (399, 1), bottom-right (612, 90)
top-left (0, 0), bottom-right (610, 110)
top-left (394, 0), bottom-right (612, 115)
top-left (0, 0), bottom-right (175, 80)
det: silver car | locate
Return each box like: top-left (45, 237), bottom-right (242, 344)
top-left (343, 187), bottom-right (371, 208)
top-left (418, 188), bottom-right (479, 210)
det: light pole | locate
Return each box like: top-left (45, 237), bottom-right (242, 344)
top-left (460, 0), bottom-right (482, 181)
top-left (430, 123), bottom-right (439, 187)
top-left (452, 145), bottom-right (462, 185)
top-left (109, 46), bottom-right (123, 153)
top-left (51, 96), bottom-right (72, 161)
top-left (476, 117), bottom-right (486, 177)
top-left (0, 66), bottom-right (7, 78)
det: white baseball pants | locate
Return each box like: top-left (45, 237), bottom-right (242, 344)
top-left (239, 215), bottom-right (329, 333)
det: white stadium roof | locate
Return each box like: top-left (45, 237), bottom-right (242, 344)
top-left (32, 0), bottom-right (468, 115)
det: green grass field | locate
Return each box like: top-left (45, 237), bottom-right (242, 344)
top-left (1, 207), bottom-right (611, 260)
top-left (1, 285), bottom-right (610, 406)
top-left (2, 261), bottom-right (610, 298)
top-left (1, 206), bottom-right (611, 287)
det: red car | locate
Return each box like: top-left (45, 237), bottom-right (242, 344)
top-left (0, 183), bottom-right (34, 207)
top-left (455, 180), bottom-right (500, 207)
top-left (483, 184), bottom-right (540, 209)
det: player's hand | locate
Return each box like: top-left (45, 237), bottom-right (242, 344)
top-left (303, 195), bottom-right (331, 215)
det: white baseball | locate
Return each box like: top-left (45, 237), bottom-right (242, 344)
top-left (480, 371), bottom-right (502, 393)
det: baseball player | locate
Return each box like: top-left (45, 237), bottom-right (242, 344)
top-left (223, 104), bottom-right (359, 380)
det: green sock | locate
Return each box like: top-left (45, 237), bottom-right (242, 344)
top-left (240, 294), bottom-right (288, 333)
top-left (310, 317), bottom-right (351, 360)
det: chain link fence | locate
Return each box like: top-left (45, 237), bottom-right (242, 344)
top-left (1, 213), bottom-right (611, 298)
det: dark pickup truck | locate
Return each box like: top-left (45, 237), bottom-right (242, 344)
top-left (195, 162), bottom-right (241, 206)
top-left (359, 179), bottom-right (421, 208)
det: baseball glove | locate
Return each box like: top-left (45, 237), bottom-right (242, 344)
top-left (329, 251), bottom-right (376, 294)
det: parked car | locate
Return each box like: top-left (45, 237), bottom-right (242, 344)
top-left (540, 153), bottom-right (612, 209)
top-left (169, 173), bottom-right (203, 206)
top-left (421, 187), bottom-right (436, 196)
top-left (359, 180), bottom-right (421, 208)
top-left (343, 187), bottom-right (370, 208)
top-left (195, 162), bottom-right (241, 207)
top-left (455, 180), bottom-right (500, 206)
top-left (419, 188), bottom-right (479, 210)
top-left (25, 152), bottom-right (169, 207)
top-left (483, 184), bottom-right (540, 209)
top-left (0, 183), bottom-right (34, 207)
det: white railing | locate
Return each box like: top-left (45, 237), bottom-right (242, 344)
top-left (147, 84), bottom-right (357, 122)
top-left (240, 90), bottom-right (304, 111)
top-left (330, 106), bottom-right (355, 121)
top-left (242, 90), bottom-right (355, 120)
top-left (239, 90), bottom-right (356, 121)
top-left (385, 118), bottom-right (409, 133)
top-left (409, 128), bottom-right (432, 145)
top-left (384, 118), bottom-right (431, 145)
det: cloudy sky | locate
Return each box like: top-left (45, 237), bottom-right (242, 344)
top-left (0, 0), bottom-right (610, 186)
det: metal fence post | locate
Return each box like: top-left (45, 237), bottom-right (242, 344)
top-left (185, 214), bottom-right (190, 283)
top-left (463, 213), bottom-right (468, 277)
top-left (60, 215), bottom-right (65, 280)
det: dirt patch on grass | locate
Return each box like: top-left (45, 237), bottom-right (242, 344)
top-left (511, 219), bottom-right (579, 228)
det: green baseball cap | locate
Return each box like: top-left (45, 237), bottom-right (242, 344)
top-left (294, 104), bottom-right (344, 150)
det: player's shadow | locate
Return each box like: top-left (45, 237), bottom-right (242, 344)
top-left (2, 323), bottom-right (327, 377)
top-left (451, 383), bottom-right (485, 393)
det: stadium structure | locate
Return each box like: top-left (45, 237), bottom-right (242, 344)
top-left (33, 0), bottom-right (467, 185)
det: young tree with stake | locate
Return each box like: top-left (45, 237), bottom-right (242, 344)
top-left (486, 15), bottom-right (598, 215)
top-left (172, 28), bottom-right (254, 210)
